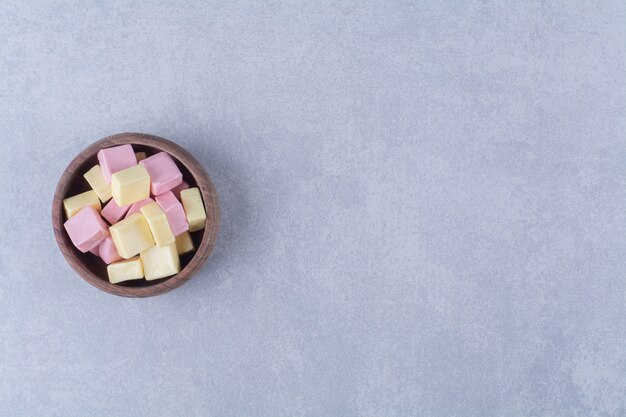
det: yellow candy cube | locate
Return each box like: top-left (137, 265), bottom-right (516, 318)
top-left (107, 256), bottom-right (144, 284)
top-left (111, 164), bottom-right (150, 206)
top-left (109, 213), bottom-right (155, 259)
top-left (140, 243), bottom-right (180, 280)
top-left (175, 231), bottom-right (195, 255)
top-left (140, 202), bottom-right (175, 247)
top-left (180, 187), bottom-right (206, 232)
top-left (83, 165), bottom-right (112, 203)
top-left (63, 190), bottom-right (101, 219)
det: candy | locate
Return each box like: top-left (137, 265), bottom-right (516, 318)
top-left (175, 231), bottom-right (194, 255)
top-left (111, 164), bottom-right (150, 206)
top-left (63, 144), bottom-right (208, 285)
top-left (97, 236), bottom-right (122, 264)
top-left (101, 198), bottom-right (130, 224)
top-left (63, 190), bottom-right (101, 219)
top-left (140, 243), bottom-right (180, 280)
top-left (140, 202), bottom-right (175, 247)
top-left (125, 197), bottom-right (155, 218)
top-left (155, 191), bottom-right (188, 236)
top-left (107, 256), bottom-right (144, 284)
top-left (139, 152), bottom-right (183, 195)
top-left (180, 187), bottom-right (206, 232)
top-left (97, 144), bottom-right (137, 184)
top-left (83, 165), bottom-right (112, 203)
top-left (109, 213), bottom-right (155, 259)
top-left (170, 180), bottom-right (189, 199)
top-left (63, 206), bottom-right (109, 252)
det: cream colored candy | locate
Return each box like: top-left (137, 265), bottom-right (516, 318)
top-left (175, 231), bottom-right (194, 255)
top-left (109, 213), bottom-right (155, 259)
top-left (63, 190), bottom-right (101, 219)
top-left (180, 187), bottom-right (206, 232)
top-left (111, 164), bottom-right (150, 206)
top-left (140, 243), bottom-right (180, 280)
top-left (107, 256), bottom-right (144, 284)
top-left (83, 165), bottom-right (112, 203)
top-left (135, 152), bottom-right (147, 162)
top-left (140, 202), bottom-right (175, 247)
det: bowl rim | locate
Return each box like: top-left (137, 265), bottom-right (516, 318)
top-left (51, 132), bottom-right (220, 297)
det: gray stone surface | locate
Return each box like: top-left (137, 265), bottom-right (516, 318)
top-left (1, 1), bottom-right (625, 416)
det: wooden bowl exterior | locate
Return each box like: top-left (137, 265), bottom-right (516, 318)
top-left (52, 133), bottom-right (220, 297)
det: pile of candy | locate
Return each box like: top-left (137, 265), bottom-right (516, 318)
top-left (63, 144), bottom-right (206, 284)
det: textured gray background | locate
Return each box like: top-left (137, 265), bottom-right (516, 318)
top-left (1, 1), bottom-right (625, 416)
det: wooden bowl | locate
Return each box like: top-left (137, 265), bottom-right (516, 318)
top-left (52, 132), bottom-right (220, 297)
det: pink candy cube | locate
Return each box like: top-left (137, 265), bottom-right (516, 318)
top-left (170, 180), bottom-right (189, 200)
top-left (64, 206), bottom-right (110, 252)
top-left (97, 144), bottom-right (137, 184)
top-left (97, 236), bottom-right (122, 264)
top-left (155, 191), bottom-right (189, 236)
top-left (101, 198), bottom-right (130, 224)
top-left (139, 152), bottom-right (183, 195)
top-left (125, 197), bottom-right (155, 219)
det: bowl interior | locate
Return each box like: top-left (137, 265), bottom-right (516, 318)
top-left (60, 143), bottom-right (205, 289)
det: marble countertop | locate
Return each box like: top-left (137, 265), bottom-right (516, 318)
top-left (1, 1), bottom-right (624, 416)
